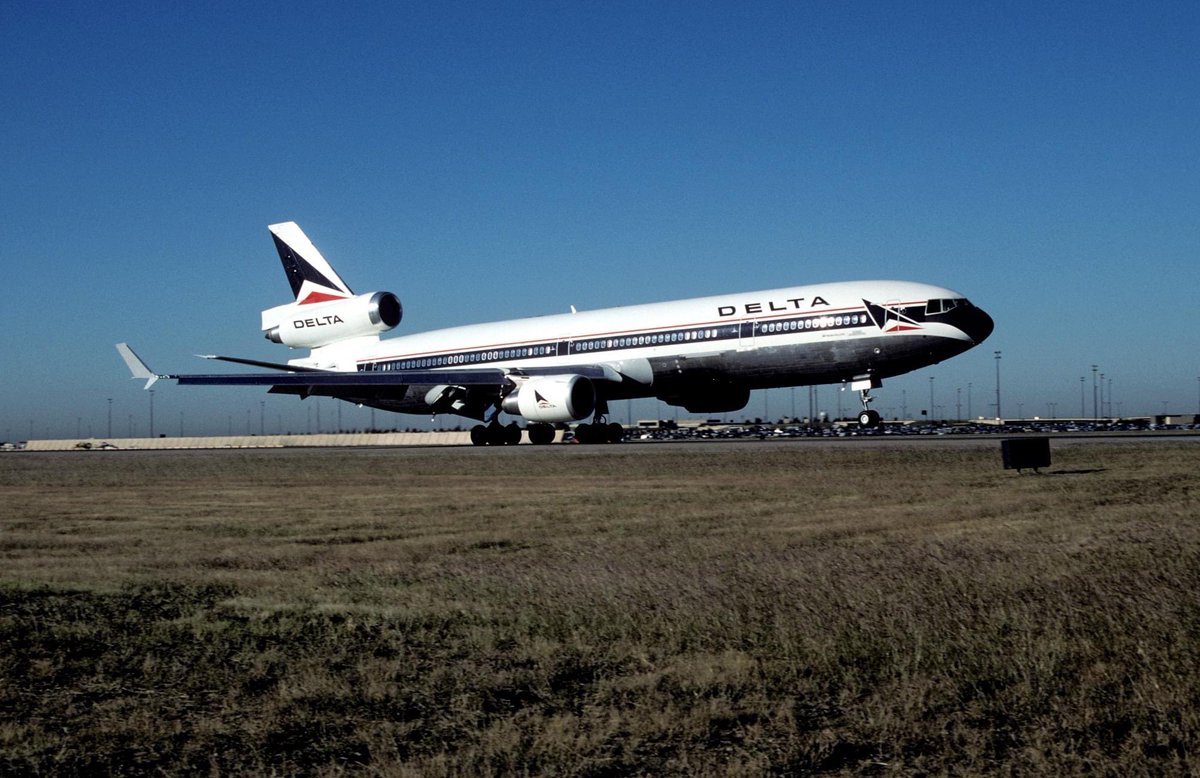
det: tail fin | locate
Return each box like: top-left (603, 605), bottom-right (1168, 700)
top-left (268, 222), bottom-right (354, 304)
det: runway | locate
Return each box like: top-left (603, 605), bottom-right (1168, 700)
top-left (14, 428), bottom-right (1198, 453)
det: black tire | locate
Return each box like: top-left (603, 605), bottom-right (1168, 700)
top-left (504, 422), bottom-right (522, 445)
top-left (605, 422), bottom-right (625, 443)
top-left (527, 423), bottom-right (555, 445)
top-left (470, 425), bottom-right (488, 446)
top-left (485, 422), bottom-right (506, 446)
top-left (858, 410), bottom-right (881, 428)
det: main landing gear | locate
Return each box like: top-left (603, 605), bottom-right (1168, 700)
top-left (572, 398), bottom-right (625, 444)
top-left (468, 419), bottom-right (619, 445)
top-left (470, 421), bottom-right (522, 446)
top-left (572, 419), bottom-right (625, 444)
top-left (468, 398), bottom-right (625, 446)
top-left (467, 416), bottom-right (559, 445)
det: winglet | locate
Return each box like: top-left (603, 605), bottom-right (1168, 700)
top-left (115, 343), bottom-right (162, 389)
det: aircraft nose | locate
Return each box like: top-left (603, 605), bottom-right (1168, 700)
top-left (960, 305), bottom-right (994, 344)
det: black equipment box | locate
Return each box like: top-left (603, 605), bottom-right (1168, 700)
top-left (1001, 438), bottom-right (1051, 472)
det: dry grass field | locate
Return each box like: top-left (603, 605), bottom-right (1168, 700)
top-left (1, 440), bottom-right (1198, 775)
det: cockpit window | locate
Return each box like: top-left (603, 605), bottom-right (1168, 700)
top-left (926, 298), bottom-right (968, 315)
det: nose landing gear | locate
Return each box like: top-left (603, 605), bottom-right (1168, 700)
top-left (852, 376), bottom-right (882, 429)
top-left (857, 407), bottom-right (881, 428)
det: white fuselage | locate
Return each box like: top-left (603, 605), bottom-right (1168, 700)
top-left (290, 279), bottom-right (991, 417)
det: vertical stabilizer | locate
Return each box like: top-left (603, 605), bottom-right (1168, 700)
top-left (268, 222), bottom-right (354, 304)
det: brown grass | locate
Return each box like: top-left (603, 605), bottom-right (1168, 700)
top-left (1, 440), bottom-right (1198, 775)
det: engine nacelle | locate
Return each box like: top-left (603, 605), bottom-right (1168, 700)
top-left (500, 375), bottom-right (595, 423)
top-left (262, 291), bottom-right (402, 349)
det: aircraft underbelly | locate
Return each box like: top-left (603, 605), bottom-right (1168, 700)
top-left (649, 333), bottom-right (969, 390)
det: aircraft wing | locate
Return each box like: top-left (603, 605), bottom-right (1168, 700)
top-left (117, 343), bottom-right (620, 390)
top-left (173, 369), bottom-right (509, 387)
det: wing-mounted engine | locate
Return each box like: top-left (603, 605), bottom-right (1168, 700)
top-left (500, 374), bottom-right (596, 423)
top-left (262, 291), bottom-right (402, 349)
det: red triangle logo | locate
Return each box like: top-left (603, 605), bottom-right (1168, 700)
top-left (299, 291), bottom-right (347, 305)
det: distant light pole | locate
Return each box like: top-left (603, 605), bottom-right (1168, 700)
top-left (1048, 402), bottom-right (1057, 419)
top-left (929, 376), bottom-right (935, 421)
top-left (1080, 376), bottom-right (1085, 417)
top-left (901, 389), bottom-right (907, 419)
top-left (994, 351), bottom-right (1002, 419)
top-left (1107, 377), bottom-right (1113, 418)
top-left (260, 401), bottom-right (266, 435)
top-left (967, 382), bottom-right (973, 419)
top-left (1099, 373), bottom-right (1105, 420)
top-left (1092, 365), bottom-right (1098, 421)
top-left (956, 387), bottom-right (962, 421)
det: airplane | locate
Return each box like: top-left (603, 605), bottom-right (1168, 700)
top-left (118, 221), bottom-right (994, 445)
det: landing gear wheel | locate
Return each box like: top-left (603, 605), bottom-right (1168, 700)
top-left (858, 409), bottom-right (881, 429)
top-left (470, 424), bottom-right (488, 446)
top-left (483, 421), bottom-right (506, 446)
top-left (527, 423), bottom-right (555, 445)
top-left (573, 421), bottom-right (623, 444)
top-left (503, 422), bottom-right (521, 445)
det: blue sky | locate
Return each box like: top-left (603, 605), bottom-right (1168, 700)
top-left (2, 1), bottom-right (1197, 438)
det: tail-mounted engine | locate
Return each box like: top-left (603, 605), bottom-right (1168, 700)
top-left (262, 291), bottom-right (402, 349)
top-left (500, 374), bottom-right (595, 423)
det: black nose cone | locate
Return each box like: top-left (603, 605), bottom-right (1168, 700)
top-left (961, 305), bottom-right (994, 344)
